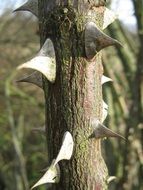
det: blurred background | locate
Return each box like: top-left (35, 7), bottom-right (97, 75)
top-left (0, 0), bottom-right (142, 190)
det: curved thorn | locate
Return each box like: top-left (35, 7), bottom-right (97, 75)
top-left (85, 22), bottom-right (122, 59)
top-left (103, 8), bottom-right (117, 30)
top-left (102, 75), bottom-right (112, 85)
top-left (89, 119), bottom-right (125, 140)
top-left (53, 132), bottom-right (74, 166)
top-left (17, 39), bottom-right (56, 83)
top-left (16, 71), bottom-right (43, 89)
top-left (13, 0), bottom-right (38, 17)
top-left (107, 176), bottom-right (116, 184)
top-left (31, 161), bottom-right (60, 189)
top-left (38, 38), bottom-right (56, 57)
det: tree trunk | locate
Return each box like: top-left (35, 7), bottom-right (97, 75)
top-left (39, 0), bottom-right (108, 189)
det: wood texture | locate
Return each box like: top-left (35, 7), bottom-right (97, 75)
top-left (39, 0), bottom-right (108, 189)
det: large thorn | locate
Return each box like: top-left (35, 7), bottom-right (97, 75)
top-left (89, 119), bottom-right (125, 140)
top-left (16, 71), bottom-right (43, 89)
top-left (53, 131), bottom-right (74, 166)
top-left (17, 39), bottom-right (56, 83)
top-left (103, 8), bottom-right (117, 30)
top-left (85, 22), bottom-right (122, 59)
top-left (13, 0), bottom-right (38, 17)
top-left (31, 160), bottom-right (60, 189)
top-left (102, 75), bottom-right (112, 85)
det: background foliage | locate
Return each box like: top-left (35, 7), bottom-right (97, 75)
top-left (0, 0), bottom-right (142, 190)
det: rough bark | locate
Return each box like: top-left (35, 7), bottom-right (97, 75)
top-left (39, 0), bottom-right (108, 189)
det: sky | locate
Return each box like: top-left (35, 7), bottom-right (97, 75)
top-left (111, 0), bottom-right (136, 26)
top-left (0, 0), bottom-right (137, 27)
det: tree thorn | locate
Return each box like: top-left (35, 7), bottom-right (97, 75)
top-left (85, 22), bottom-right (122, 59)
top-left (16, 71), bottom-right (43, 89)
top-left (31, 132), bottom-right (74, 189)
top-left (53, 131), bottom-right (74, 166)
top-left (89, 119), bottom-right (125, 140)
top-left (17, 39), bottom-right (56, 83)
top-left (102, 75), bottom-right (113, 85)
top-left (31, 160), bottom-right (60, 189)
top-left (13, 0), bottom-right (38, 17)
top-left (107, 176), bottom-right (116, 184)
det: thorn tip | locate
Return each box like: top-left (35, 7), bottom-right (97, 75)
top-left (89, 119), bottom-right (125, 140)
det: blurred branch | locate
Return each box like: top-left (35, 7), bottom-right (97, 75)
top-left (132, 0), bottom-right (143, 121)
top-left (108, 23), bottom-right (136, 73)
top-left (5, 71), bottom-right (29, 190)
top-left (0, 5), bottom-right (44, 190)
